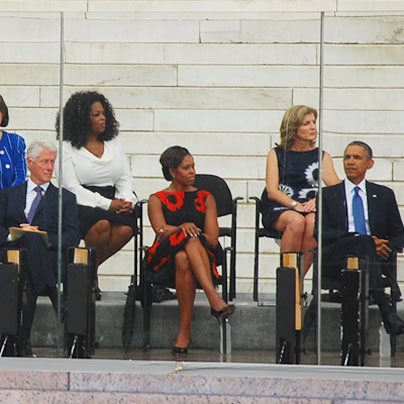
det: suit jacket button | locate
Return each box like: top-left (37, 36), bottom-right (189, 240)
top-left (5, 164), bottom-right (10, 169)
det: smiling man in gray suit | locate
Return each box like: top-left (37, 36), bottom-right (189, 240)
top-left (0, 139), bottom-right (81, 355)
top-left (318, 141), bottom-right (404, 336)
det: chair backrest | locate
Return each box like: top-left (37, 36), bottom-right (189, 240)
top-left (194, 174), bottom-right (233, 218)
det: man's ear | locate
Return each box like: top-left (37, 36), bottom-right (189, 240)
top-left (367, 159), bottom-right (374, 170)
top-left (26, 157), bottom-right (33, 171)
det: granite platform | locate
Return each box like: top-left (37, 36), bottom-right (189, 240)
top-left (27, 292), bottom-right (404, 352)
top-left (29, 292), bottom-right (404, 354)
top-left (1, 357), bottom-right (404, 403)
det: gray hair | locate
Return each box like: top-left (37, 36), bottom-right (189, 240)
top-left (26, 139), bottom-right (57, 161)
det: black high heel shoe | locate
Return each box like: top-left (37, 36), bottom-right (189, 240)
top-left (95, 286), bottom-right (102, 301)
top-left (172, 339), bottom-right (191, 355)
top-left (210, 304), bottom-right (236, 323)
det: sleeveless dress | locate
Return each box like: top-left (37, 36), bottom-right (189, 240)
top-left (261, 147), bottom-right (323, 229)
top-left (146, 189), bottom-right (221, 288)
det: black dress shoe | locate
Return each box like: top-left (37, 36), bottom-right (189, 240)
top-left (20, 340), bottom-right (36, 357)
top-left (172, 339), bottom-right (191, 355)
top-left (382, 311), bottom-right (404, 336)
top-left (210, 304), bottom-right (235, 323)
top-left (95, 286), bottom-right (102, 301)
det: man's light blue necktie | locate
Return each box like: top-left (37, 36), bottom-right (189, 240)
top-left (353, 186), bottom-right (366, 235)
top-left (27, 186), bottom-right (43, 224)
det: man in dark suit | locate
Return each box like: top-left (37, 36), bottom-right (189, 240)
top-left (319, 140), bottom-right (404, 336)
top-left (0, 139), bottom-right (81, 355)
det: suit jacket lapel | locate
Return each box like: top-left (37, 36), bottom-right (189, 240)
top-left (32, 182), bottom-right (56, 218)
top-left (336, 181), bottom-right (349, 230)
top-left (19, 182), bottom-right (29, 220)
top-left (366, 181), bottom-right (378, 234)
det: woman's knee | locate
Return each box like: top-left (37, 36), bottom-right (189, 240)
top-left (304, 213), bottom-right (316, 232)
top-left (175, 251), bottom-right (191, 274)
top-left (113, 225), bottom-right (133, 241)
top-left (184, 236), bottom-right (203, 251)
top-left (284, 213), bottom-right (305, 232)
top-left (91, 219), bottom-right (111, 235)
top-left (85, 220), bottom-right (111, 245)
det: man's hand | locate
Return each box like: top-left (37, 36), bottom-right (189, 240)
top-left (20, 223), bottom-right (40, 231)
top-left (372, 236), bottom-right (392, 260)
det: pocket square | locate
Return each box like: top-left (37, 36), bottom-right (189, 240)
top-left (372, 194), bottom-right (378, 198)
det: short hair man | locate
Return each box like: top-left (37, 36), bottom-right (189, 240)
top-left (0, 139), bottom-right (81, 355)
top-left (319, 141), bottom-right (404, 335)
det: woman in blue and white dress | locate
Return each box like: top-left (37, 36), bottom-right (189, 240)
top-left (0, 95), bottom-right (27, 189)
top-left (261, 105), bottom-right (340, 275)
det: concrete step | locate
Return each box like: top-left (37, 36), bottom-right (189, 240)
top-left (29, 292), bottom-right (404, 353)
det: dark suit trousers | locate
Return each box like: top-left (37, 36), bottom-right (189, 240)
top-left (22, 285), bottom-right (58, 340)
top-left (322, 235), bottom-right (395, 292)
top-left (10, 233), bottom-right (59, 339)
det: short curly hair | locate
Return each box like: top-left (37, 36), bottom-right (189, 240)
top-left (159, 146), bottom-right (190, 181)
top-left (55, 91), bottom-right (119, 148)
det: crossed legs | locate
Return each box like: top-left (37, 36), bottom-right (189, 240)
top-left (273, 211), bottom-right (316, 275)
top-left (174, 237), bottom-right (229, 348)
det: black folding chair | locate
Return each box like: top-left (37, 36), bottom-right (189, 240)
top-left (122, 199), bottom-right (147, 352)
top-left (194, 174), bottom-right (242, 300)
top-left (0, 249), bottom-right (27, 357)
top-left (65, 247), bottom-right (96, 358)
top-left (249, 193), bottom-right (282, 302)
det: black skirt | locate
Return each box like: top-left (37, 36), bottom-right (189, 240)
top-left (78, 185), bottom-right (136, 238)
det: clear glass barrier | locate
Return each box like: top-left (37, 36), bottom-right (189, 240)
top-left (0, 10), bottom-right (403, 367)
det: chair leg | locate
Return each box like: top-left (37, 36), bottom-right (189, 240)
top-left (141, 275), bottom-right (152, 352)
top-left (229, 245), bottom-right (236, 301)
top-left (253, 235), bottom-right (259, 302)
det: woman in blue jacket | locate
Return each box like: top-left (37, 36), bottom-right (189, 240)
top-left (0, 95), bottom-right (27, 189)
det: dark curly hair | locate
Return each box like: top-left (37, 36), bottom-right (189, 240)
top-left (159, 146), bottom-right (190, 181)
top-left (0, 95), bottom-right (9, 127)
top-left (55, 91), bottom-right (119, 148)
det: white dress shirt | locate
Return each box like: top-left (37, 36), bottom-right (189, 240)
top-left (57, 137), bottom-right (136, 210)
top-left (24, 179), bottom-right (50, 218)
top-left (344, 178), bottom-right (370, 235)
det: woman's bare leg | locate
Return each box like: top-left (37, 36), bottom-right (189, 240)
top-left (301, 213), bottom-right (316, 275)
top-left (273, 210), bottom-right (306, 252)
top-left (84, 221), bottom-right (133, 297)
top-left (84, 220), bottom-right (111, 268)
top-left (183, 237), bottom-right (228, 312)
top-left (99, 224), bottom-right (133, 265)
top-left (174, 251), bottom-right (196, 348)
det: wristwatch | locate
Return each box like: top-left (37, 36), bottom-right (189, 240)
top-left (290, 201), bottom-right (298, 208)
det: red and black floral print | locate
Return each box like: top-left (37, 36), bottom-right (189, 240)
top-left (146, 190), bottom-right (221, 288)
top-left (155, 190), bottom-right (184, 212)
top-left (194, 190), bottom-right (210, 213)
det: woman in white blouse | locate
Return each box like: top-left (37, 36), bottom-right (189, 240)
top-left (56, 91), bottom-right (136, 300)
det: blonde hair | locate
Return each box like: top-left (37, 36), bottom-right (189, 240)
top-left (278, 105), bottom-right (318, 150)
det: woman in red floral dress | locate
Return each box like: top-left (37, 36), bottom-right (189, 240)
top-left (147, 146), bottom-right (235, 354)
